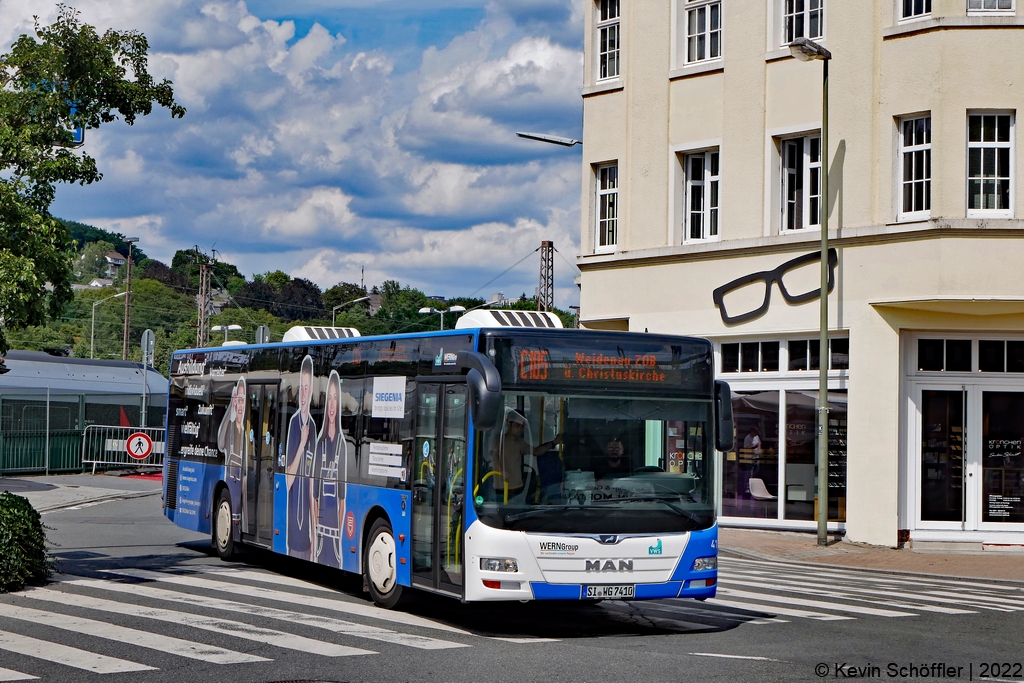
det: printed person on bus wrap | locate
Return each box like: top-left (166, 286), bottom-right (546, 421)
top-left (216, 378), bottom-right (247, 529)
top-left (285, 355), bottom-right (317, 560)
top-left (313, 370), bottom-right (346, 569)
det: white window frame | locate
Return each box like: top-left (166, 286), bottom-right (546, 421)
top-left (683, 149), bottom-right (720, 242)
top-left (596, 0), bottom-right (621, 82)
top-left (782, 0), bottom-right (824, 47)
top-left (899, 0), bottom-right (932, 21)
top-left (595, 163), bottom-right (619, 253)
top-left (967, 0), bottom-right (1015, 15)
top-left (684, 0), bottom-right (722, 65)
top-left (780, 134), bottom-right (822, 232)
top-left (966, 111), bottom-right (1014, 218)
top-left (898, 114), bottom-right (932, 222)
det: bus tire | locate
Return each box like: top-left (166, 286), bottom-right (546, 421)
top-left (364, 518), bottom-right (405, 609)
top-left (213, 489), bottom-right (237, 561)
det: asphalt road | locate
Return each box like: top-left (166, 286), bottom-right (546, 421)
top-left (0, 489), bottom-right (1022, 683)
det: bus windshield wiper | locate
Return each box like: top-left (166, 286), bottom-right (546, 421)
top-left (588, 495), bottom-right (702, 524)
top-left (504, 505), bottom-right (573, 522)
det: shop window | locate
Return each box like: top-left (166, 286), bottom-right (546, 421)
top-left (787, 338), bottom-right (848, 371)
top-left (982, 392), bottom-right (1024, 523)
top-left (723, 391), bottom-right (780, 519)
top-left (721, 343), bottom-right (740, 373)
top-left (761, 341), bottom-right (780, 371)
top-left (789, 340), bottom-right (808, 371)
top-left (831, 338), bottom-right (849, 370)
top-left (784, 389), bottom-right (846, 522)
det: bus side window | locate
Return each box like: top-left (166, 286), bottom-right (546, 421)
top-left (340, 378), bottom-right (364, 485)
top-left (361, 378), bottom-right (415, 490)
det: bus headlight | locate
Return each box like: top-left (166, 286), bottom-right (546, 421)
top-left (692, 556), bottom-right (717, 571)
top-left (480, 558), bottom-right (519, 572)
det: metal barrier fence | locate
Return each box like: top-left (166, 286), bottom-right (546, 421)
top-left (81, 425), bottom-right (166, 474)
top-left (0, 429), bottom-right (84, 475)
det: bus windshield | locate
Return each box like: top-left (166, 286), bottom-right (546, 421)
top-left (472, 391), bottom-right (716, 534)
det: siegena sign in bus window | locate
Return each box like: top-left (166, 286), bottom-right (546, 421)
top-left (474, 331), bottom-right (716, 535)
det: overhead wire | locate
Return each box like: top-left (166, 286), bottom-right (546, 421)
top-left (469, 248), bottom-right (539, 297)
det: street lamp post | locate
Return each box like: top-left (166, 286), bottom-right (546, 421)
top-left (790, 36), bottom-right (832, 546)
top-left (91, 291), bottom-right (127, 359)
top-left (121, 237), bottom-right (139, 361)
top-left (332, 296), bottom-right (371, 326)
top-left (418, 305), bottom-right (466, 331)
top-left (211, 324), bottom-right (242, 344)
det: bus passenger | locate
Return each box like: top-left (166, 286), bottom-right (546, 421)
top-left (286, 355), bottom-right (317, 560)
top-left (313, 370), bottom-right (345, 569)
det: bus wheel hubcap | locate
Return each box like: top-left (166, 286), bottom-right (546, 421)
top-left (368, 531), bottom-right (395, 593)
top-left (217, 502), bottom-right (231, 549)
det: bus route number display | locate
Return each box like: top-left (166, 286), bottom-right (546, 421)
top-left (517, 348), bottom-right (669, 385)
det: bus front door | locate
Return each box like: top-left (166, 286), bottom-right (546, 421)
top-left (412, 383), bottom-right (468, 593)
top-left (244, 382), bottom-right (278, 546)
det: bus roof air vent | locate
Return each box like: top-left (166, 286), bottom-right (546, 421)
top-left (455, 309), bottom-right (563, 330)
top-left (282, 326), bottom-right (361, 342)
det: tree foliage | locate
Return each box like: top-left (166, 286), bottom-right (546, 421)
top-left (0, 6), bottom-right (184, 353)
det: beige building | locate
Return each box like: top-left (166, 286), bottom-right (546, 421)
top-left (577, 0), bottom-right (1024, 547)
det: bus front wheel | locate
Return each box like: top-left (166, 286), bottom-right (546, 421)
top-left (364, 518), bottom-right (405, 609)
top-left (213, 489), bottom-right (236, 561)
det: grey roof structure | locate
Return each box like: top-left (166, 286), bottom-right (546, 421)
top-left (0, 350), bottom-right (167, 397)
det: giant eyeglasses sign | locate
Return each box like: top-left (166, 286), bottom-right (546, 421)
top-left (712, 248), bottom-right (838, 325)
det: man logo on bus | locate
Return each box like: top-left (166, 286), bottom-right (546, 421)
top-left (285, 355), bottom-right (317, 561)
top-left (586, 559), bottom-right (634, 572)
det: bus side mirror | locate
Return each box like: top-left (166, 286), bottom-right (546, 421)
top-left (457, 350), bottom-right (502, 432)
top-left (715, 380), bottom-right (734, 453)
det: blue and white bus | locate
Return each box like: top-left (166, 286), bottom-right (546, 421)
top-left (161, 310), bottom-right (733, 608)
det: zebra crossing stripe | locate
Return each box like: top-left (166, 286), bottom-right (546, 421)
top-left (18, 587), bottom-right (375, 658)
top-left (0, 603), bottom-right (269, 664)
top-left (85, 571), bottom-right (467, 650)
top-left (704, 598), bottom-right (853, 621)
top-left (96, 568), bottom-right (471, 635)
top-left (718, 575), bottom-right (977, 615)
top-left (0, 629), bottom-right (155, 674)
top-left (193, 567), bottom-right (337, 593)
top-left (717, 587), bottom-right (915, 617)
top-left (0, 666), bottom-right (37, 681)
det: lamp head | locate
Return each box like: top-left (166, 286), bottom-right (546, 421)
top-left (227, 324), bottom-right (243, 331)
top-left (125, 237), bottom-right (140, 244)
top-left (448, 305), bottom-right (467, 313)
top-left (788, 37), bottom-right (831, 61)
top-left (516, 131), bottom-right (582, 147)
top-left (418, 307), bottom-right (435, 314)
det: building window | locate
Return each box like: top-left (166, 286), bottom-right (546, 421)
top-left (596, 163), bottom-right (618, 250)
top-left (901, 0), bottom-right (932, 19)
top-left (967, 0), bottom-right (1013, 12)
top-left (686, 1), bottom-right (722, 63)
top-left (784, 0), bottom-right (824, 45)
top-left (899, 115), bottom-right (931, 219)
top-left (967, 113), bottom-right (1013, 214)
top-left (597, 0), bottom-right (620, 80)
top-left (781, 135), bottom-right (821, 231)
top-left (685, 150), bottom-right (720, 241)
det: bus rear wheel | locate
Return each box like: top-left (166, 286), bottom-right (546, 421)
top-left (213, 489), bottom-right (237, 561)
top-left (364, 518), bottom-right (406, 609)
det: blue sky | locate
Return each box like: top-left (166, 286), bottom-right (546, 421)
top-left (0, 0), bottom-right (584, 305)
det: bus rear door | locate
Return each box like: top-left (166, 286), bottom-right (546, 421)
top-left (244, 381), bottom-right (279, 546)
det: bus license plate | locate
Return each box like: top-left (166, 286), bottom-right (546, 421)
top-left (586, 584), bottom-right (635, 599)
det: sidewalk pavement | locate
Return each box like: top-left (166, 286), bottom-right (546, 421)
top-left (721, 527), bottom-right (1024, 582)
top-left (2, 474), bottom-right (1021, 582)
top-left (0, 472), bottom-right (162, 513)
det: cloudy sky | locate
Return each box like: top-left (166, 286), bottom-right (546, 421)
top-left (1, 0), bottom-right (584, 305)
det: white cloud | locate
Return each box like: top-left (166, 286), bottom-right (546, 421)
top-left (260, 187), bottom-right (356, 237)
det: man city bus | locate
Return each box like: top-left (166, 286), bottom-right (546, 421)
top-left (161, 310), bottom-right (733, 608)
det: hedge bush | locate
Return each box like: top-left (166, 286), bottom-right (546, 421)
top-left (0, 492), bottom-right (54, 592)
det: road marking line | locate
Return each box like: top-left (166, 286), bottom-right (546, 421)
top-left (717, 587), bottom-right (915, 617)
top-left (0, 666), bottom-right (37, 681)
top-left (84, 571), bottom-right (466, 650)
top-left (193, 567), bottom-right (337, 593)
top-left (718, 576), bottom-right (977, 614)
top-left (0, 603), bottom-right (268, 664)
top-left (704, 598), bottom-right (853, 621)
top-left (19, 587), bottom-right (374, 658)
top-left (689, 652), bottom-right (786, 662)
top-left (95, 568), bottom-right (471, 635)
top-left (489, 638), bottom-right (560, 643)
top-left (0, 629), bottom-right (155, 674)
top-left (622, 601), bottom-right (780, 625)
top-left (923, 589), bottom-right (1024, 610)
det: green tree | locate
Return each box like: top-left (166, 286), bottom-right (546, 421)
top-left (323, 282), bottom-right (369, 311)
top-left (0, 6), bottom-right (184, 353)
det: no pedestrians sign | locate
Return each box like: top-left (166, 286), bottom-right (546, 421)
top-left (126, 432), bottom-right (154, 460)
